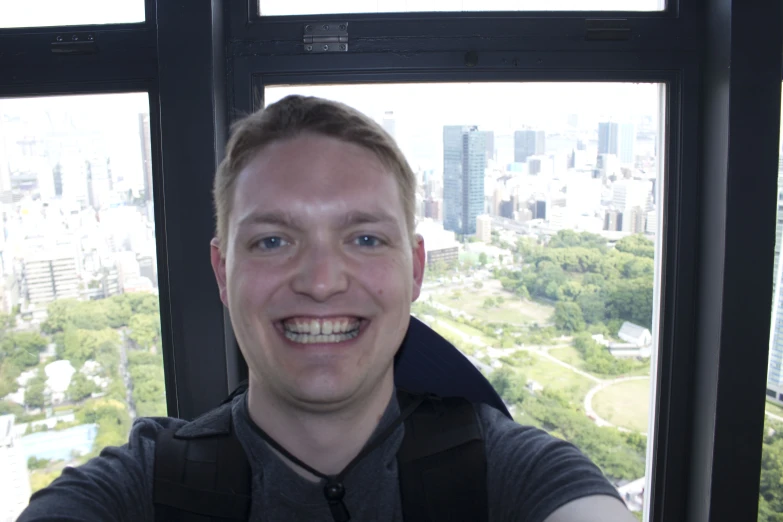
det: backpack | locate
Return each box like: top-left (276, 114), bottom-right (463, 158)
top-left (152, 317), bottom-right (507, 521)
top-left (152, 387), bottom-right (487, 522)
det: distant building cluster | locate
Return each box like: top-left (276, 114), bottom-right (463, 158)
top-left (401, 116), bottom-right (658, 246)
top-left (0, 108), bottom-right (158, 325)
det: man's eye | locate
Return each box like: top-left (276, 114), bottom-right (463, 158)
top-left (256, 237), bottom-right (288, 250)
top-left (354, 235), bottom-right (383, 247)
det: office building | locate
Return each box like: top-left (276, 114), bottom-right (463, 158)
top-left (22, 246), bottom-right (80, 308)
top-left (382, 111), bottom-right (396, 140)
top-left (139, 113), bottom-right (154, 204)
top-left (599, 121), bottom-right (636, 165)
top-left (476, 214), bottom-right (492, 242)
top-left (766, 157), bottom-right (783, 403)
top-left (483, 131), bottom-right (495, 161)
top-left (443, 126), bottom-right (486, 237)
top-left (514, 130), bottom-right (545, 163)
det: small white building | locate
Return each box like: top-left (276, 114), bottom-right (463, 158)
top-left (618, 322), bottom-right (653, 346)
top-left (44, 360), bottom-right (76, 405)
top-left (609, 322), bottom-right (653, 358)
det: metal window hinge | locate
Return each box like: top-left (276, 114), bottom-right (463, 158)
top-left (304, 23), bottom-right (348, 53)
top-left (51, 32), bottom-right (98, 54)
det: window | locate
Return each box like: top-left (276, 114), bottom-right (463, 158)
top-left (0, 0), bottom-right (145, 29)
top-left (0, 93), bottom-right (165, 520)
top-left (258, 0), bottom-right (664, 16)
top-left (268, 81), bottom-right (663, 518)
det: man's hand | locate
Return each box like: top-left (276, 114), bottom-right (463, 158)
top-left (543, 495), bottom-right (639, 522)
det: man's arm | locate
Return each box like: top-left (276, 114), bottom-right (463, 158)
top-left (17, 417), bottom-right (173, 522)
top-left (543, 495), bottom-right (638, 522)
top-left (479, 404), bottom-right (634, 522)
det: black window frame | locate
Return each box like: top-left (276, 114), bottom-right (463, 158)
top-left (0, 0), bottom-right (780, 521)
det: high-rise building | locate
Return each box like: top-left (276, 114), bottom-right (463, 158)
top-left (139, 113), bottom-right (153, 204)
top-left (22, 246), bottom-right (80, 308)
top-left (767, 157), bottom-right (783, 403)
top-left (382, 111), bottom-right (396, 140)
top-left (443, 126), bottom-right (486, 237)
top-left (483, 131), bottom-right (495, 162)
top-left (476, 215), bottom-right (492, 242)
top-left (0, 414), bottom-right (31, 522)
top-left (599, 121), bottom-right (636, 165)
top-left (514, 130), bottom-right (545, 163)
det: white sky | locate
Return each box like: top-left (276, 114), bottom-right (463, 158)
top-left (266, 83), bottom-right (660, 129)
top-left (0, 0), bottom-right (664, 28)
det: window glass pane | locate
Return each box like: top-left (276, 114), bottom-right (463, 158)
top-left (0, 0), bottom-right (144, 29)
top-left (267, 82), bottom-right (663, 520)
top-left (759, 95), bottom-right (783, 522)
top-left (260, 0), bottom-right (664, 16)
top-left (0, 93), bottom-right (164, 520)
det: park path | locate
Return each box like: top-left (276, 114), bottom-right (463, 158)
top-left (583, 376), bottom-right (649, 430)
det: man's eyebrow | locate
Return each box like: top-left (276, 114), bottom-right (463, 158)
top-left (236, 209), bottom-right (400, 230)
top-left (339, 210), bottom-right (400, 228)
top-left (237, 211), bottom-right (305, 230)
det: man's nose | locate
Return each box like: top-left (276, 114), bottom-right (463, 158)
top-left (290, 242), bottom-right (349, 301)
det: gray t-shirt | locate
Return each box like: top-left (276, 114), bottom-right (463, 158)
top-left (18, 391), bottom-right (624, 522)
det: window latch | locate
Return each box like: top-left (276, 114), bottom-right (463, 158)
top-left (304, 23), bottom-right (348, 53)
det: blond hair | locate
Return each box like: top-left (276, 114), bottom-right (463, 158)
top-left (213, 95), bottom-right (417, 249)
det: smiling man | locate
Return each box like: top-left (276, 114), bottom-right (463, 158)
top-left (18, 95), bottom-right (636, 522)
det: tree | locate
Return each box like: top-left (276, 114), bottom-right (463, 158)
top-left (577, 289), bottom-right (607, 325)
top-left (554, 302), bottom-right (586, 332)
top-left (478, 252), bottom-right (488, 266)
top-left (25, 371), bottom-right (46, 409)
top-left (104, 298), bottom-right (133, 328)
top-left (489, 367), bottom-right (526, 405)
top-left (473, 281), bottom-right (483, 289)
top-left (615, 234), bottom-right (655, 259)
top-left (41, 299), bottom-right (79, 334)
top-left (67, 372), bottom-right (98, 402)
top-left (482, 298), bottom-right (496, 309)
top-left (128, 314), bottom-right (161, 349)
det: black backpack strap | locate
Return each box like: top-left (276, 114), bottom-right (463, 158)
top-left (397, 391), bottom-right (488, 522)
top-left (153, 402), bottom-right (252, 522)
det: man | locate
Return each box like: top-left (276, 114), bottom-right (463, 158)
top-left (18, 95), bottom-right (636, 521)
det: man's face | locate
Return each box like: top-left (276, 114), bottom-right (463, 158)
top-left (211, 133), bottom-right (425, 410)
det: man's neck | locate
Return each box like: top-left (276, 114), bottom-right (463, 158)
top-left (246, 377), bottom-right (395, 482)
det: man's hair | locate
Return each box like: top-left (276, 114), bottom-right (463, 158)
top-left (213, 95), bottom-right (417, 249)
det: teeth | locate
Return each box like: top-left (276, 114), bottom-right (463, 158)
top-left (283, 318), bottom-right (360, 335)
top-left (283, 330), bottom-right (360, 344)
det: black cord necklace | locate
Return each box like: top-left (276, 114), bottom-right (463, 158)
top-left (250, 394), bottom-right (425, 522)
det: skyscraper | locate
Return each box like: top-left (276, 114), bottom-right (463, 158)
top-left (766, 157), bottom-right (783, 403)
top-left (382, 111), bottom-right (396, 140)
top-left (139, 113), bottom-right (153, 204)
top-left (599, 121), bottom-right (636, 165)
top-left (514, 130), bottom-right (545, 163)
top-left (443, 126), bottom-right (486, 237)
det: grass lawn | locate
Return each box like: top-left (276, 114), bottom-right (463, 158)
top-left (766, 399), bottom-right (783, 418)
top-left (548, 346), bottom-right (587, 371)
top-left (548, 346), bottom-right (652, 380)
top-left (428, 317), bottom-right (497, 346)
top-left (432, 285), bottom-right (554, 326)
top-left (591, 378), bottom-right (651, 434)
top-left (518, 352), bottom-right (594, 409)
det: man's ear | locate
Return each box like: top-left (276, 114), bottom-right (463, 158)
top-left (411, 234), bottom-right (426, 302)
top-left (210, 237), bottom-right (229, 307)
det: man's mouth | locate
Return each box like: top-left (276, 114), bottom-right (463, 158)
top-left (278, 316), bottom-right (366, 345)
